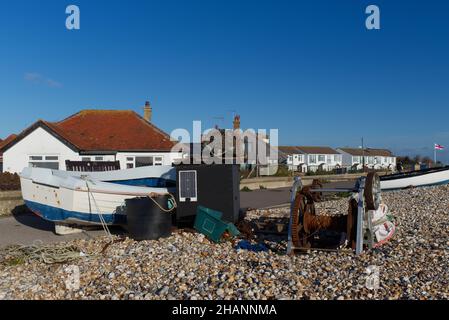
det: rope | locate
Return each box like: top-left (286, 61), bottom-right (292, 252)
top-left (147, 192), bottom-right (177, 213)
top-left (84, 179), bottom-right (112, 238)
top-left (0, 241), bottom-right (85, 265)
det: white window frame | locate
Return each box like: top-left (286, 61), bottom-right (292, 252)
top-left (154, 156), bottom-right (164, 166)
top-left (126, 157), bottom-right (135, 169)
top-left (28, 155), bottom-right (60, 170)
top-left (309, 154), bottom-right (316, 164)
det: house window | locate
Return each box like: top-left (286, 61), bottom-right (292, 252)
top-left (135, 156), bottom-right (154, 167)
top-left (95, 156), bottom-right (104, 161)
top-left (154, 156), bottom-right (163, 166)
top-left (81, 157), bottom-right (91, 162)
top-left (126, 157), bottom-right (135, 169)
top-left (327, 155), bottom-right (332, 164)
top-left (29, 155), bottom-right (59, 170)
top-left (309, 155), bottom-right (316, 163)
top-left (318, 155), bottom-right (325, 162)
top-left (353, 156), bottom-right (360, 163)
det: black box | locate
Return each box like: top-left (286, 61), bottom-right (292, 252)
top-left (175, 164), bottom-right (240, 226)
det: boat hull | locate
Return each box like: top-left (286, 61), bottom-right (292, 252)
top-left (19, 167), bottom-right (171, 226)
top-left (380, 166), bottom-right (449, 190)
top-left (24, 199), bottom-right (126, 225)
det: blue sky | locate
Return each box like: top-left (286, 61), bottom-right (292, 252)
top-left (0, 0), bottom-right (448, 161)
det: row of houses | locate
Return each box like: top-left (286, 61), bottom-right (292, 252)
top-left (0, 101), bottom-right (396, 175)
top-left (278, 146), bottom-right (396, 172)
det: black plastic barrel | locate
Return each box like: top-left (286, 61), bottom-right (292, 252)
top-left (125, 196), bottom-right (173, 240)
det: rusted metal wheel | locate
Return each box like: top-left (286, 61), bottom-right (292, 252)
top-left (364, 172), bottom-right (381, 210)
top-left (291, 189), bottom-right (315, 248)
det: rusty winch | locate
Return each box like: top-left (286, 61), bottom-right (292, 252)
top-left (287, 172), bottom-right (382, 255)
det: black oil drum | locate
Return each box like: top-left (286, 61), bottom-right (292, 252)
top-left (125, 195), bottom-right (173, 240)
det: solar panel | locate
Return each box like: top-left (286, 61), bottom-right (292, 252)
top-left (179, 170), bottom-right (197, 201)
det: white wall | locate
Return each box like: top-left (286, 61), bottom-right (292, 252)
top-left (3, 127), bottom-right (80, 173)
top-left (337, 150), bottom-right (354, 167)
top-left (304, 153), bottom-right (342, 171)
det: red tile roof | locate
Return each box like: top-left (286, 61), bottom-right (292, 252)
top-left (295, 146), bottom-right (339, 154)
top-left (2, 111), bottom-right (175, 153)
top-left (0, 134), bottom-right (18, 151)
top-left (0, 134), bottom-right (18, 160)
top-left (338, 148), bottom-right (393, 157)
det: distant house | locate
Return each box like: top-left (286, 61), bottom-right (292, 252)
top-left (278, 146), bottom-right (307, 172)
top-left (189, 115), bottom-right (278, 176)
top-left (279, 146), bottom-right (342, 172)
top-left (0, 134), bottom-right (18, 172)
top-left (337, 148), bottom-right (396, 170)
top-left (0, 102), bottom-right (182, 173)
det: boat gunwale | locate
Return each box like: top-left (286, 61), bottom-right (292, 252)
top-left (380, 165), bottom-right (449, 181)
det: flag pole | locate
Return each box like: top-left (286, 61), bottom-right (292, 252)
top-left (434, 143), bottom-right (436, 165)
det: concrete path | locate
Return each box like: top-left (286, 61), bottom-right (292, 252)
top-left (239, 180), bottom-right (356, 210)
top-left (0, 213), bottom-right (124, 248)
top-left (0, 180), bottom-right (357, 247)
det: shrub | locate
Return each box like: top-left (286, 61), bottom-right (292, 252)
top-left (0, 172), bottom-right (21, 191)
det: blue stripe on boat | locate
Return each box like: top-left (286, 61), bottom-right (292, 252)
top-left (107, 178), bottom-right (173, 188)
top-left (24, 200), bottom-right (126, 225)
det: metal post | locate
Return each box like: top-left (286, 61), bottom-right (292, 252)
top-left (355, 177), bottom-right (365, 255)
top-left (287, 176), bottom-right (302, 254)
top-left (434, 144), bottom-right (436, 166)
top-left (361, 137), bottom-right (365, 172)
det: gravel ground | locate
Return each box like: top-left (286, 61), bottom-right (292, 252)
top-left (0, 186), bottom-right (448, 300)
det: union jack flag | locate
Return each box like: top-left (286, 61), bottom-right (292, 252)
top-left (435, 143), bottom-right (445, 150)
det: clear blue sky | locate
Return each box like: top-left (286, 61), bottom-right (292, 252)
top-left (1, 0), bottom-right (448, 161)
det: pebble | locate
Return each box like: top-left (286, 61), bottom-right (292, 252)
top-left (0, 186), bottom-right (448, 300)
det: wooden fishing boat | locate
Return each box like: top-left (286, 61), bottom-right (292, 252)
top-left (380, 166), bottom-right (449, 190)
top-left (19, 167), bottom-right (173, 226)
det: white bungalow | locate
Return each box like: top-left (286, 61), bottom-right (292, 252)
top-left (337, 148), bottom-right (396, 171)
top-left (0, 102), bottom-right (183, 174)
top-left (279, 146), bottom-right (342, 172)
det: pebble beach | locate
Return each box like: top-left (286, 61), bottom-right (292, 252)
top-left (0, 186), bottom-right (448, 300)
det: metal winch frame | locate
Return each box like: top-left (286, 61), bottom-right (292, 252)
top-left (286, 172), bottom-right (381, 255)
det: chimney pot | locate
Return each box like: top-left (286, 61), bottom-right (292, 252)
top-left (144, 101), bottom-right (152, 122)
top-left (233, 115), bottom-right (240, 130)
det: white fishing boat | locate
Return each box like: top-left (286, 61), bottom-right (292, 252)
top-left (380, 166), bottom-right (449, 190)
top-left (20, 167), bottom-right (173, 226)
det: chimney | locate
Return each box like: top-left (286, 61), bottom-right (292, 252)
top-left (233, 115), bottom-right (240, 130)
top-left (143, 101), bottom-right (152, 122)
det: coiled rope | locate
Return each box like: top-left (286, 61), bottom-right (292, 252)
top-left (0, 240), bottom-right (85, 265)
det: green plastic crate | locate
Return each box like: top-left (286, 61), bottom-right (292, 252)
top-left (194, 206), bottom-right (240, 243)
